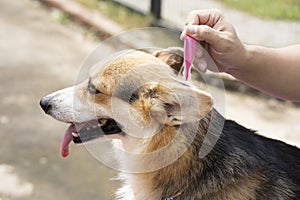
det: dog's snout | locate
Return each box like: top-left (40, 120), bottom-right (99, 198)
top-left (40, 97), bottom-right (52, 114)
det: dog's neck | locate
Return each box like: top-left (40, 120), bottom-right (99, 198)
top-left (116, 110), bottom-right (224, 200)
top-left (146, 113), bottom-right (215, 199)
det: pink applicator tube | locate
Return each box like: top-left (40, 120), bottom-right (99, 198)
top-left (183, 35), bottom-right (197, 81)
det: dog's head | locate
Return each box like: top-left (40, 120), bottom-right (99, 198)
top-left (40, 48), bottom-right (213, 158)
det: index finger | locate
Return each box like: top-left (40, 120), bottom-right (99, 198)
top-left (185, 9), bottom-right (224, 27)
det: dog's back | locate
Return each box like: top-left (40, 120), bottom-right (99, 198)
top-left (217, 118), bottom-right (300, 199)
top-left (175, 110), bottom-right (300, 200)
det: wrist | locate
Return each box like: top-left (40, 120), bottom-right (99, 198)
top-left (227, 44), bottom-right (255, 78)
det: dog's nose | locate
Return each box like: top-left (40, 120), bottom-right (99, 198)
top-left (40, 97), bottom-right (52, 114)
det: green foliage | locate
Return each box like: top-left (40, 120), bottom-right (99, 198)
top-left (217, 0), bottom-right (300, 20)
top-left (77, 0), bottom-right (152, 29)
top-left (51, 9), bottom-right (71, 24)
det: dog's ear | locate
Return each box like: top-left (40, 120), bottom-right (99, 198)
top-left (149, 83), bottom-right (213, 126)
top-left (153, 47), bottom-right (183, 72)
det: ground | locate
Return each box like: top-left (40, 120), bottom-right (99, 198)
top-left (0, 0), bottom-right (299, 199)
top-left (0, 0), bottom-right (115, 199)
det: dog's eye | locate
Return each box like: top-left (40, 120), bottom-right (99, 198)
top-left (88, 81), bottom-right (101, 95)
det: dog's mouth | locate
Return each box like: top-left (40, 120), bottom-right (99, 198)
top-left (61, 118), bottom-right (122, 157)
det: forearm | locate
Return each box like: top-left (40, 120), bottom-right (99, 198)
top-left (229, 44), bottom-right (300, 102)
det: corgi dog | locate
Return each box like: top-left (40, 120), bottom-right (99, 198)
top-left (40, 47), bottom-right (300, 200)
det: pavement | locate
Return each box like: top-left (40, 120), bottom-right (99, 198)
top-left (0, 0), bottom-right (115, 199)
top-left (0, 0), bottom-right (299, 199)
top-left (117, 0), bottom-right (300, 47)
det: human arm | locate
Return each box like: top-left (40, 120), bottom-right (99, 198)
top-left (236, 44), bottom-right (300, 102)
top-left (181, 9), bottom-right (300, 102)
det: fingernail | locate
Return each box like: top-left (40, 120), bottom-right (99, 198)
top-left (180, 30), bottom-right (186, 40)
top-left (180, 32), bottom-right (184, 40)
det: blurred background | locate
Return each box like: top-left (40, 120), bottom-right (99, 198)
top-left (0, 0), bottom-right (299, 199)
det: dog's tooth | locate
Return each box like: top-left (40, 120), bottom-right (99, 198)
top-left (72, 132), bottom-right (80, 137)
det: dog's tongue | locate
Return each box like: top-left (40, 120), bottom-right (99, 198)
top-left (61, 124), bottom-right (76, 158)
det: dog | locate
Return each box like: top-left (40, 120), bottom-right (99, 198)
top-left (40, 47), bottom-right (300, 200)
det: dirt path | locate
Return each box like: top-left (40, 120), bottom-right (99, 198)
top-left (0, 0), bottom-right (115, 199)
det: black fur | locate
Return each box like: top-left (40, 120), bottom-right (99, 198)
top-left (190, 110), bottom-right (299, 199)
top-left (220, 120), bottom-right (299, 197)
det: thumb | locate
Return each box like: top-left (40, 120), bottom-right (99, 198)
top-left (186, 25), bottom-right (221, 46)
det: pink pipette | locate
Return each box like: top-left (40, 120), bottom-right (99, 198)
top-left (183, 35), bottom-right (197, 81)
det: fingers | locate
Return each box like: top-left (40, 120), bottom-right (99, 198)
top-left (181, 9), bottom-right (224, 40)
top-left (193, 44), bottom-right (207, 72)
top-left (185, 9), bottom-right (223, 26)
top-left (194, 58), bottom-right (208, 72)
top-left (185, 25), bottom-right (222, 46)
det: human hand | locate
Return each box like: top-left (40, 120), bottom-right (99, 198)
top-left (181, 9), bottom-right (247, 73)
